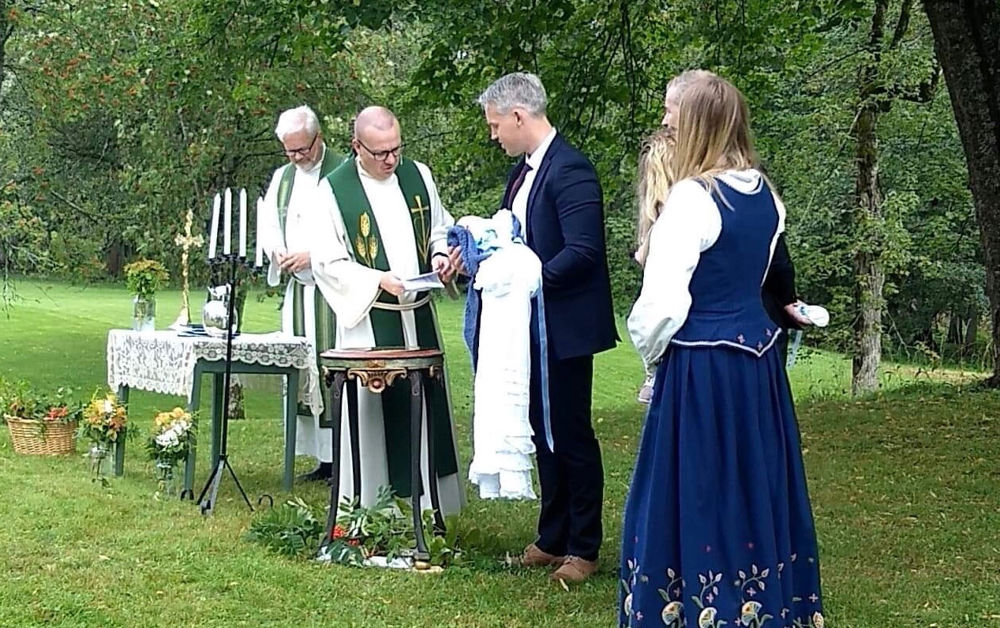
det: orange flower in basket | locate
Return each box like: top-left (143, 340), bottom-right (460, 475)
top-left (46, 406), bottom-right (69, 420)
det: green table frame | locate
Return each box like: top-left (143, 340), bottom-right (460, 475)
top-left (116, 359), bottom-right (301, 496)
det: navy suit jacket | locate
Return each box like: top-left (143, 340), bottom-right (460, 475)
top-left (762, 233), bottom-right (800, 330)
top-left (506, 133), bottom-right (618, 360)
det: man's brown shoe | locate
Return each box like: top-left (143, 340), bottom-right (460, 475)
top-left (551, 555), bottom-right (598, 582)
top-left (519, 543), bottom-right (565, 568)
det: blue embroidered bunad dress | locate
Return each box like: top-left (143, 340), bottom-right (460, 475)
top-left (622, 171), bottom-right (824, 628)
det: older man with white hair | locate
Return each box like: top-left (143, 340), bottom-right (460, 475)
top-left (257, 105), bottom-right (346, 482)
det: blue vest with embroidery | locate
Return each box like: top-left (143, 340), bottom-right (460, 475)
top-left (670, 179), bottom-right (782, 357)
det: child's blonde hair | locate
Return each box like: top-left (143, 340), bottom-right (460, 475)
top-left (635, 127), bottom-right (676, 267)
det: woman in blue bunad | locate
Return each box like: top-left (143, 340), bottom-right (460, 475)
top-left (619, 73), bottom-right (825, 628)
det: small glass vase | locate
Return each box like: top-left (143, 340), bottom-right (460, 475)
top-left (132, 295), bottom-right (156, 332)
top-left (155, 460), bottom-right (178, 496)
top-left (89, 444), bottom-right (113, 480)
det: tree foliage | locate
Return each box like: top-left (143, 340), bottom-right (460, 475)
top-left (0, 0), bottom-right (988, 372)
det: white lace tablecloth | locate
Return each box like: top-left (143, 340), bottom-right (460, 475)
top-left (107, 330), bottom-right (323, 415)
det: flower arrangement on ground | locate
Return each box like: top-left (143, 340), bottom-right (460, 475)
top-left (247, 486), bottom-right (470, 569)
top-left (325, 486), bottom-right (467, 569)
top-left (76, 391), bottom-right (128, 481)
top-left (145, 407), bottom-right (195, 495)
top-left (323, 486), bottom-right (412, 567)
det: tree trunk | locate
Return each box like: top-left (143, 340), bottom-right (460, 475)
top-left (924, 0), bottom-right (1000, 385)
top-left (228, 379), bottom-right (246, 421)
top-left (947, 312), bottom-right (963, 344)
top-left (0, 1), bottom-right (13, 109)
top-left (106, 241), bottom-right (127, 276)
top-left (852, 0), bottom-right (889, 396)
top-left (964, 312), bottom-right (979, 356)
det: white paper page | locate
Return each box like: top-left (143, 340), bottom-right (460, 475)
top-left (401, 271), bottom-right (445, 292)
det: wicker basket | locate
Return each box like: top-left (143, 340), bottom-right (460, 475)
top-left (5, 416), bottom-right (78, 455)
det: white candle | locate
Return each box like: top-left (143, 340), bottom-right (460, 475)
top-left (208, 193), bottom-right (220, 259)
top-left (254, 197), bottom-right (264, 267)
top-left (238, 188), bottom-right (247, 258)
top-left (223, 188), bottom-right (232, 255)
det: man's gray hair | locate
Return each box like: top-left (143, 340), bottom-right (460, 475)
top-left (477, 72), bottom-right (547, 116)
top-left (274, 105), bottom-right (321, 140)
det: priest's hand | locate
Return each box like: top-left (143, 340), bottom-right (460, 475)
top-left (446, 247), bottom-right (468, 277)
top-left (379, 272), bottom-right (405, 297)
top-left (432, 253), bottom-right (454, 283)
top-left (278, 251), bottom-right (311, 274)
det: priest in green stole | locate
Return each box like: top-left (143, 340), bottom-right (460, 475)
top-left (258, 105), bottom-right (346, 481)
top-left (310, 106), bottom-right (464, 515)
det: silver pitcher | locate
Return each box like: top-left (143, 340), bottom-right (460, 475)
top-left (202, 284), bottom-right (239, 338)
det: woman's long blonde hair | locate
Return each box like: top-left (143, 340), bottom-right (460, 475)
top-left (635, 127), bottom-right (676, 266)
top-left (671, 74), bottom-right (759, 198)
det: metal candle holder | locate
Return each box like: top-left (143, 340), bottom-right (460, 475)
top-left (196, 253), bottom-right (259, 515)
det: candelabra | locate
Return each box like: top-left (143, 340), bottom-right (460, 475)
top-left (196, 253), bottom-right (257, 515)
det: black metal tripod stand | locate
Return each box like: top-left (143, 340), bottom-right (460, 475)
top-left (197, 253), bottom-right (254, 515)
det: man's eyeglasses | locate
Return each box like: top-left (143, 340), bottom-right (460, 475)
top-left (281, 133), bottom-right (318, 157)
top-left (356, 138), bottom-right (403, 162)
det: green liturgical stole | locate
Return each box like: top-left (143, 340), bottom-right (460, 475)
top-left (323, 157), bottom-right (457, 497)
top-left (327, 157), bottom-right (433, 277)
top-left (276, 150), bottom-right (344, 424)
top-left (275, 150), bottom-right (345, 241)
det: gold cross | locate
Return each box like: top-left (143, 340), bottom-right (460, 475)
top-left (172, 206), bottom-right (204, 326)
top-left (410, 195), bottom-right (430, 266)
top-left (174, 232), bottom-right (203, 249)
top-left (410, 195), bottom-right (429, 219)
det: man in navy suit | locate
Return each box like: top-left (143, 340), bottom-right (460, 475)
top-left (460, 72), bottom-right (618, 582)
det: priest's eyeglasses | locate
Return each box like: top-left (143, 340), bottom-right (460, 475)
top-left (356, 139), bottom-right (403, 162)
top-left (282, 133), bottom-right (318, 157)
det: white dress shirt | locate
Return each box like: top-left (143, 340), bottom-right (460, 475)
top-left (511, 127), bottom-right (558, 235)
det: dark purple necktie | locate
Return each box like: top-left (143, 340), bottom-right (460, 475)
top-left (504, 163), bottom-right (533, 209)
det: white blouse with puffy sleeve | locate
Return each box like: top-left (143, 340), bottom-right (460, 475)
top-left (627, 169), bottom-right (785, 369)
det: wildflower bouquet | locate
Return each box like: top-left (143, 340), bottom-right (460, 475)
top-left (123, 259), bottom-right (169, 300)
top-left (77, 391), bottom-right (128, 481)
top-left (145, 407), bottom-right (195, 466)
top-left (77, 392), bottom-right (129, 448)
top-left (145, 407), bottom-right (195, 495)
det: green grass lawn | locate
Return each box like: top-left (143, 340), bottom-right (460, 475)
top-left (1, 280), bottom-right (999, 627)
